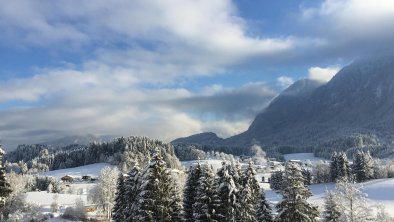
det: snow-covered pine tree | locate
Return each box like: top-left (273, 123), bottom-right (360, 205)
top-left (134, 150), bottom-right (182, 222)
top-left (0, 145), bottom-right (12, 220)
top-left (183, 163), bottom-right (202, 222)
top-left (238, 162), bottom-right (260, 222)
top-left (256, 188), bottom-right (273, 222)
top-left (269, 170), bottom-right (283, 190)
top-left (353, 151), bottom-right (374, 183)
top-left (216, 162), bottom-right (239, 222)
top-left (124, 163), bottom-right (141, 220)
top-left (330, 152), bottom-right (338, 182)
top-left (230, 161), bottom-right (242, 186)
top-left (170, 180), bottom-right (184, 221)
top-left (331, 152), bottom-right (350, 182)
top-left (193, 164), bottom-right (220, 222)
top-left (322, 191), bottom-right (341, 222)
top-left (276, 162), bottom-right (319, 222)
top-left (302, 168), bottom-right (312, 185)
top-left (113, 173), bottom-right (126, 222)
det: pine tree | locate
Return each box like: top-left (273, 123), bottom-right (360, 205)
top-left (302, 168), bottom-right (312, 185)
top-left (331, 152), bottom-right (350, 182)
top-left (330, 152), bottom-right (338, 182)
top-left (124, 163), bottom-right (141, 220)
top-left (113, 173), bottom-right (126, 222)
top-left (353, 151), bottom-right (374, 183)
top-left (170, 180), bottom-right (184, 222)
top-left (216, 162), bottom-right (238, 222)
top-left (276, 162), bottom-right (319, 222)
top-left (183, 163), bottom-right (202, 222)
top-left (193, 165), bottom-right (220, 222)
top-left (269, 170), bottom-right (284, 190)
top-left (0, 146), bottom-right (12, 220)
top-left (256, 188), bottom-right (273, 222)
top-left (134, 151), bottom-right (182, 222)
top-left (238, 162), bottom-right (260, 222)
top-left (322, 191), bottom-right (341, 222)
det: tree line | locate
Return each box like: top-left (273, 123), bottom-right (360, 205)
top-left (270, 150), bottom-right (378, 191)
top-left (112, 150), bottom-right (319, 222)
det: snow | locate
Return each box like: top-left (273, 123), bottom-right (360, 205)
top-left (283, 153), bottom-right (325, 163)
top-left (25, 191), bottom-right (88, 207)
top-left (24, 163), bottom-right (117, 220)
top-left (45, 218), bottom-right (74, 222)
top-left (265, 178), bottom-right (394, 216)
top-left (181, 159), bottom-right (224, 170)
top-left (39, 163), bottom-right (113, 179)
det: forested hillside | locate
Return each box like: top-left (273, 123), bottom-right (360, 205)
top-left (4, 136), bottom-right (181, 173)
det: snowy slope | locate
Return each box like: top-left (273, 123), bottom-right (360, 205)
top-left (39, 163), bottom-right (114, 179)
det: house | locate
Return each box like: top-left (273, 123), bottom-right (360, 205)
top-left (82, 175), bottom-right (91, 181)
top-left (61, 175), bottom-right (74, 183)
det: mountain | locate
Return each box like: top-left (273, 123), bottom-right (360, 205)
top-left (172, 132), bottom-right (224, 146)
top-left (174, 56), bottom-right (394, 155)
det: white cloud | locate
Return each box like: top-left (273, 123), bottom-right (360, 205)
top-left (308, 66), bottom-right (340, 82)
top-left (0, 0), bottom-right (295, 84)
top-left (0, 65), bottom-right (277, 149)
top-left (277, 76), bottom-right (295, 89)
top-left (300, 0), bottom-right (394, 55)
top-left (0, 0), bottom-right (295, 148)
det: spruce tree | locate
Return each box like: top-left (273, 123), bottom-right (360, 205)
top-left (216, 162), bottom-right (238, 222)
top-left (193, 165), bottom-right (220, 222)
top-left (113, 173), bottom-right (126, 222)
top-left (124, 163), bottom-right (141, 220)
top-left (0, 146), bottom-right (12, 220)
top-left (256, 188), bottom-right (274, 222)
top-left (276, 162), bottom-right (319, 222)
top-left (322, 191), bottom-right (341, 222)
top-left (269, 170), bottom-right (284, 190)
top-left (353, 151), bottom-right (374, 183)
top-left (331, 152), bottom-right (350, 182)
top-left (134, 151), bottom-right (182, 222)
top-left (330, 152), bottom-right (338, 182)
top-left (302, 168), bottom-right (312, 185)
top-left (183, 163), bottom-right (202, 222)
top-left (338, 152), bottom-right (350, 180)
top-left (239, 162), bottom-right (260, 222)
top-left (171, 180), bottom-right (185, 221)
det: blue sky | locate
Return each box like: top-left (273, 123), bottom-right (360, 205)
top-left (1, 0), bottom-right (394, 149)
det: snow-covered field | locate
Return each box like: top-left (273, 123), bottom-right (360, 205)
top-left (26, 191), bottom-right (88, 207)
top-left (283, 153), bottom-right (325, 163)
top-left (25, 163), bottom-right (115, 221)
top-left (39, 163), bottom-right (113, 179)
top-left (265, 178), bottom-right (394, 216)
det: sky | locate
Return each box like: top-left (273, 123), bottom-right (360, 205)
top-left (1, 0), bottom-right (394, 149)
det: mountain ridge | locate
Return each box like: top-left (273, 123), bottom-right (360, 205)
top-left (173, 55), bottom-right (394, 153)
